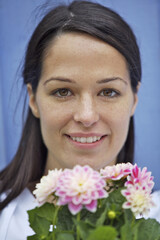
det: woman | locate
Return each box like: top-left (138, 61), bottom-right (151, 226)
top-left (0, 1), bottom-right (154, 239)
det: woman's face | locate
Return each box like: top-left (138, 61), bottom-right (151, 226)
top-left (28, 33), bottom-right (138, 171)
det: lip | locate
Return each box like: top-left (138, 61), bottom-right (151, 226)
top-left (65, 134), bottom-right (107, 150)
top-left (67, 133), bottom-right (105, 137)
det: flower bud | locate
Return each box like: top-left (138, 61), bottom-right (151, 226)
top-left (108, 210), bottom-right (116, 219)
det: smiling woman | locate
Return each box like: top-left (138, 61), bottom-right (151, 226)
top-left (27, 32), bottom-right (138, 172)
top-left (0, 1), bottom-right (142, 239)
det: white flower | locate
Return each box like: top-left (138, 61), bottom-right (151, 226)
top-left (33, 169), bottom-right (62, 204)
top-left (122, 183), bottom-right (154, 217)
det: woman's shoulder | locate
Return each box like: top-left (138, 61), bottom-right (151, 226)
top-left (148, 190), bottom-right (160, 223)
top-left (0, 188), bottom-right (37, 240)
top-left (152, 190), bottom-right (160, 199)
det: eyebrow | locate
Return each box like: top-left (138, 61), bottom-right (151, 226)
top-left (96, 77), bottom-right (127, 84)
top-left (43, 76), bottom-right (127, 85)
top-left (43, 77), bottom-right (76, 85)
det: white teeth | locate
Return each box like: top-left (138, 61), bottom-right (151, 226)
top-left (70, 136), bottom-right (102, 143)
top-left (87, 137), bottom-right (93, 143)
top-left (81, 137), bottom-right (87, 143)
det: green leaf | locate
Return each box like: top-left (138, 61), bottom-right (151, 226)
top-left (120, 208), bottom-right (134, 238)
top-left (86, 226), bottom-right (117, 240)
top-left (27, 234), bottom-right (51, 240)
top-left (47, 232), bottom-right (56, 240)
top-left (79, 188), bottom-right (126, 231)
top-left (57, 205), bottom-right (74, 230)
top-left (27, 234), bottom-right (39, 240)
top-left (28, 203), bottom-right (56, 223)
top-left (80, 201), bottom-right (107, 227)
top-left (56, 233), bottom-right (75, 240)
top-left (75, 220), bottom-right (94, 240)
top-left (28, 210), bottom-right (50, 237)
top-left (36, 203), bottom-right (56, 222)
top-left (120, 223), bottom-right (133, 240)
top-left (134, 218), bottom-right (160, 240)
top-left (123, 209), bottom-right (134, 223)
top-left (107, 188), bottom-right (125, 210)
top-left (96, 206), bottom-right (108, 226)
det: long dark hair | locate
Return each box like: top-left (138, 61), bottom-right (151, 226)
top-left (0, 0), bottom-right (141, 210)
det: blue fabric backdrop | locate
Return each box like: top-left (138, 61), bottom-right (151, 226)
top-left (0, 0), bottom-right (160, 189)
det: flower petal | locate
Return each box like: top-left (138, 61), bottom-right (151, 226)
top-left (85, 200), bottom-right (97, 212)
top-left (68, 202), bottom-right (82, 215)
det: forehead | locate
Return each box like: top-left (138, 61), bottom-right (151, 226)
top-left (41, 32), bottom-right (129, 81)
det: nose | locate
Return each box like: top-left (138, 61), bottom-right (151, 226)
top-left (73, 93), bottom-right (99, 127)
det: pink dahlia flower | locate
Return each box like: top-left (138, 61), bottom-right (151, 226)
top-left (55, 165), bottom-right (108, 215)
top-left (125, 164), bottom-right (154, 192)
top-left (121, 183), bottom-right (154, 216)
top-left (122, 164), bottom-right (154, 216)
top-left (100, 163), bottom-right (133, 181)
top-left (33, 169), bottom-right (62, 204)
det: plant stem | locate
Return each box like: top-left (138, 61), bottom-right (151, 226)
top-left (131, 215), bottom-right (135, 227)
top-left (53, 206), bottom-right (59, 226)
top-left (52, 206), bottom-right (60, 239)
top-left (110, 219), bottom-right (114, 225)
top-left (52, 232), bottom-right (56, 240)
top-left (76, 212), bottom-right (81, 240)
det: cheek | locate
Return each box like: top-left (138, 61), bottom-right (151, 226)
top-left (38, 101), bottom-right (73, 135)
top-left (103, 100), bottom-right (133, 134)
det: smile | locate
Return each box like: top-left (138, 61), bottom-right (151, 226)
top-left (65, 133), bottom-right (107, 149)
top-left (70, 136), bottom-right (101, 143)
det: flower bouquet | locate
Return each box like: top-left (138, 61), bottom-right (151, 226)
top-left (27, 163), bottom-right (160, 240)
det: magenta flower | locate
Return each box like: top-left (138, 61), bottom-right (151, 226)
top-left (125, 164), bottom-right (154, 192)
top-left (100, 163), bottom-right (133, 181)
top-left (55, 165), bottom-right (108, 215)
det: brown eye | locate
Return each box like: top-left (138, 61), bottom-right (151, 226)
top-left (58, 89), bottom-right (69, 96)
top-left (100, 89), bottom-right (119, 98)
top-left (53, 88), bottom-right (72, 97)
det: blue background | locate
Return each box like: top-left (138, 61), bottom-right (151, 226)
top-left (0, 0), bottom-right (160, 189)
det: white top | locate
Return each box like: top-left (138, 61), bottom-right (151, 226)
top-left (0, 188), bottom-right (37, 240)
top-left (148, 190), bottom-right (160, 222)
top-left (0, 189), bottom-right (160, 240)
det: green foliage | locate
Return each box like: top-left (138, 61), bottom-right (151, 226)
top-left (27, 203), bottom-right (57, 239)
top-left (120, 212), bottom-right (160, 240)
top-left (27, 209), bottom-right (50, 238)
top-left (27, 234), bottom-right (39, 240)
top-left (134, 218), bottom-right (160, 240)
top-left (56, 233), bottom-right (75, 240)
top-left (27, 189), bottom-right (160, 240)
top-left (56, 205), bottom-right (74, 230)
top-left (33, 203), bottom-right (56, 222)
top-left (87, 226), bottom-right (117, 240)
top-left (74, 220), bottom-right (94, 239)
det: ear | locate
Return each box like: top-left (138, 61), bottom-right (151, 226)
top-left (27, 84), bottom-right (40, 118)
top-left (130, 82), bottom-right (141, 117)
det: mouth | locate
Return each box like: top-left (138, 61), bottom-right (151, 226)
top-left (65, 134), bottom-right (107, 149)
top-left (66, 135), bottom-right (105, 143)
